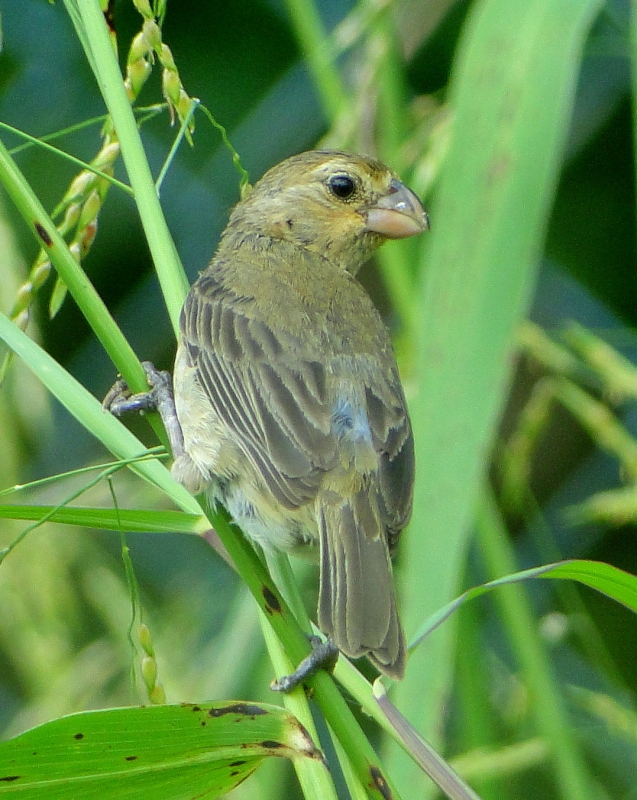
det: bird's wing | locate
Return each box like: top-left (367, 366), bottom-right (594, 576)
top-left (363, 380), bottom-right (414, 548)
top-left (180, 263), bottom-right (414, 526)
top-left (180, 270), bottom-right (337, 509)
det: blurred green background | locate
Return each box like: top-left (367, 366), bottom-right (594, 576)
top-left (1, 0), bottom-right (637, 798)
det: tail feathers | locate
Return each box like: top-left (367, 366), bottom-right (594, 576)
top-left (317, 489), bottom-right (406, 679)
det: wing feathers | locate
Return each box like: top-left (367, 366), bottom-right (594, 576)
top-left (182, 276), bottom-right (413, 525)
top-left (183, 283), bottom-right (336, 508)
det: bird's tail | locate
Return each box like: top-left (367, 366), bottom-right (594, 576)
top-left (317, 486), bottom-right (406, 679)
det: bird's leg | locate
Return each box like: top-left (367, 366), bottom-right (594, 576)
top-left (270, 635), bottom-right (339, 692)
top-left (103, 361), bottom-right (186, 459)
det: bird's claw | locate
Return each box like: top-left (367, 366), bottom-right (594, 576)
top-left (270, 636), bottom-right (339, 693)
top-left (103, 362), bottom-right (186, 459)
top-left (102, 361), bottom-right (172, 417)
top-left (102, 376), bottom-right (132, 415)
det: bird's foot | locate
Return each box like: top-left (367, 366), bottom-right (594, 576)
top-left (270, 636), bottom-right (339, 693)
top-left (103, 361), bottom-right (169, 415)
top-left (103, 362), bottom-right (185, 458)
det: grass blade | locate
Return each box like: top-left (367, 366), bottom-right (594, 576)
top-left (393, 0), bottom-right (604, 792)
top-left (0, 506), bottom-right (203, 534)
top-left (0, 313), bottom-right (200, 516)
top-left (476, 490), bottom-right (597, 799)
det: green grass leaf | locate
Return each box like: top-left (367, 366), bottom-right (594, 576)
top-left (0, 506), bottom-right (204, 535)
top-left (410, 559), bottom-right (637, 649)
top-left (0, 313), bottom-right (200, 517)
top-left (395, 0), bottom-right (604, 783)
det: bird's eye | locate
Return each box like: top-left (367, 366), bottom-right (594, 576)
top-left (328, 174), bottom-right (356, 200)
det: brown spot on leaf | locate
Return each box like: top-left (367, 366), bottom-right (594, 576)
top-left (230, 760), bottom-right (246, 767)
top-left (125, 756), bottom-right (137, 762)
top-left (261, 740), bottom-right (283, 750)
top-left (370, 765), bottom-right (392, 800)
top-left (34, 222), bottom-right (52, 247)
top-left (0, 776), bottom-right (20, 782)
top-left (209, 702), bottom-right (268, 718)
top-left (74, 733), bottom-right (84, 740)
top-left (262, 585), bottom-right (281, 614)
top-left (180, 703), bottom-right (204, 713)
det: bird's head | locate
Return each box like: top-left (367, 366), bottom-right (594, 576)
top-left (222, 150), bottom-right (429, 274)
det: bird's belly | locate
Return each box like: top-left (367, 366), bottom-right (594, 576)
top-left (220, 480), bottom-right (319, 557)
top-left (171, 349), bottom-right (228, 494)
top-left (172, 346), bottom-right (319, 556)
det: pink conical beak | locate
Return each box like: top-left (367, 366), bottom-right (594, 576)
top-left (363, 179), bottom-right (429, 239)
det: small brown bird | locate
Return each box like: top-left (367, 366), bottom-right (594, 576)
top-left (172, 150), bottom-right (427, 679)
top-left (109, 150), bottom-right (428, 680)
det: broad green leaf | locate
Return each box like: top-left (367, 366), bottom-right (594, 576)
top-left (0, 702), bottom-right (322, 799)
